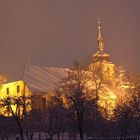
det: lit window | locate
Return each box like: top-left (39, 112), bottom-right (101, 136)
top-left (17, 85), bottom-right (20, 93)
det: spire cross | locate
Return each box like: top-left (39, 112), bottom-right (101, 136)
top-left (97, 18), bottom-right (104, 51)
top-left (97, 18), bottom-right (102, 39)
top-left (97, 18), bottom-right (101, 24)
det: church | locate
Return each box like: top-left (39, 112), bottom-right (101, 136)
top-left (22, 21), bottom-right (116, 110)
top-left (0, 21), bottom-right (116, 112)
top-left (23, 21), bottom-right (115, 93)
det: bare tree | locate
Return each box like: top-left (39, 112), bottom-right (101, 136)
top-left (32, 93), bottom-right (64, 140)
top-left (58, 62), bottom-right (97, 140)
top-left (0, 116), bottom-right (17, 140)
top-left (113, 70), bottom-right (140, 137)
top-left (0, 95), bottom-right (31, 140)
top-left (124, 71), bottom-right (140, 135)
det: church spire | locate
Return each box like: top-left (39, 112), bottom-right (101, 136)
top-left (91, 19), bottom-right (110, 63)
top-left (97, 18), bottom-right (104, 51)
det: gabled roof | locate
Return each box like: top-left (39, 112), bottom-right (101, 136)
top-left (23, 65), bottom-right (68, 92)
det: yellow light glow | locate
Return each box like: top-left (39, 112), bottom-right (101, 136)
top-left (97, 89), bottom-right (117, 119)
top-left (0, 80), bottom-right (31, 116)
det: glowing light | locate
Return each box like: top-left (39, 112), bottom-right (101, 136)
top-left (0, 80), bottom-right (31, 116)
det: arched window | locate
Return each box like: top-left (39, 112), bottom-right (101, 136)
top-left (17, 85), bottom-right (20, 93)
top-left (6, 87), bottom-right (9, 95)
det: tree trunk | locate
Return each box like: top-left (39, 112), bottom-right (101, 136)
top-left (50, 134), bottom-right (53, 140)
top-left (16, 119), bottom-right (24, 140)
top-left (19, 126), bottom-right (24, 140)
top-left (39, 133), bottom-right (41, 140)
top-left (13, 115), bottom-right (24, 140)
top-left (79, 126), bottom-right (84, 140)
top-left (30, 133), bottom-right (33, 140)
top-left (76, 110), bottom-right (84, 140)
top-left (57, 133), bottom-right (60, 140)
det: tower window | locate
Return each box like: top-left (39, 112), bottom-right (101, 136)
top-left (17, 85), bottom-right (20, 93)
top-left (6, 88), bottom-right (9, 95)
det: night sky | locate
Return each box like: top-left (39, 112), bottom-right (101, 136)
top-left (0, 0), bottom-right (140, 80)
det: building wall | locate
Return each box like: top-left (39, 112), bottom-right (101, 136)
top-left (32, 93), bottom-right (46, 111)
top-left (89, 61), bottom-right (115, 80)
top-left (0, 80), bottom-right (31, 116)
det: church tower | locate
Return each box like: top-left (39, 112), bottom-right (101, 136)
top-left (89, 19), bottom-right (115, 79)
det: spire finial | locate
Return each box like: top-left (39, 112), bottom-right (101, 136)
top-left (97, 18), bottom-right (104, 51)
top-left (97, 18), bottom-right (102, 39)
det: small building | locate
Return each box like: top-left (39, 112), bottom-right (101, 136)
top-left (0, 80), bottom-right (31, 116)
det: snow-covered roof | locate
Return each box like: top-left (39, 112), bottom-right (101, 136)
top-left (23, 65), bottom-right (68, 93)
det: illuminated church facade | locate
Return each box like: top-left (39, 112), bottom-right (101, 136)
top-left (22, 21), bottom-right (115, 93)
top-left (0, 21), bottom-right (116, 112)
top-left (89, 21), bottom-right (115, 80)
